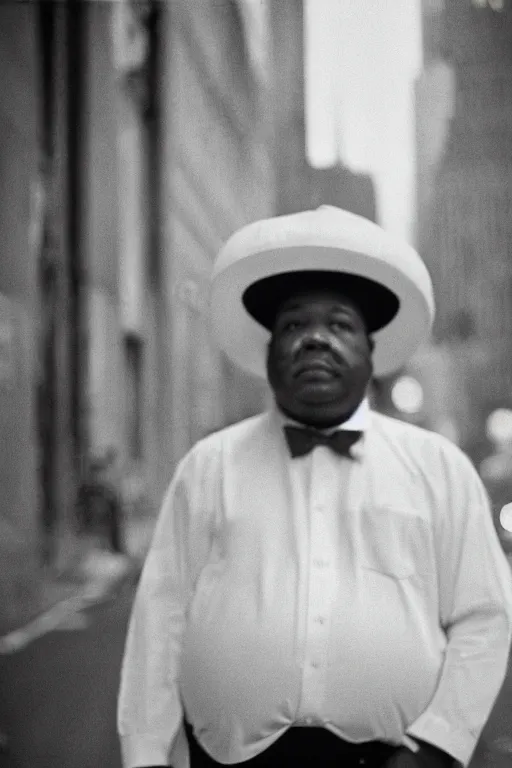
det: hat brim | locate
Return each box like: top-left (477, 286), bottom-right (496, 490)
top-left (210, 210), bottom-right (434, 378)
top-left (242, 270), bottom-right (399, 334)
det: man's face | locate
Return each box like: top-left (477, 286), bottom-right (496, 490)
top-left (267, 289), bottom-right (374, 428)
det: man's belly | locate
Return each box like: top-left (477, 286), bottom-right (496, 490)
top-left (178, 568), bottom-right (444, 751)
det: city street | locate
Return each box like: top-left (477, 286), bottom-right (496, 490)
top-left (470, 650), bottom-right (512, 768)
top-left (0, 574), bottom-right (511, 768)
top-left (457, 556), bottom-right (512, 768)
top-left (1, 2), bottom-right (512, 767)
top-left (0, 581), bottom-right (135, 768)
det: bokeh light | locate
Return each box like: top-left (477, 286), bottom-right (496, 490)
top-left (391, 376), bottom-right (424, 415)
top-left (500, 503), bottom-right (512, 533)
top-left (486, 409), bottom-right (512, 446)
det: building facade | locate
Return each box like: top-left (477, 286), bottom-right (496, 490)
top-left (0, 0), bottom-right (307, 631)
top-left (0, 3), bottom-right (42, 630)
top-left (157, 0), bottom-right (276, 479)
top-left (415, 0), bottom-right (512, 460)
top-left (415, 0), bottom-right (455, 240)
top-left (0, 1), bottom-right (92, 628)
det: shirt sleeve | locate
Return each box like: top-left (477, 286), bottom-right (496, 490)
top-left (117, 442), bottom-right (219, 768)
top-left (407, 444), bottom-right (512, 767)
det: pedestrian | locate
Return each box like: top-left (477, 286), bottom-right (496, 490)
top-left (117, 206), bottom-right (512, 768)
top-left (77, 447), bottom-right (125, 554)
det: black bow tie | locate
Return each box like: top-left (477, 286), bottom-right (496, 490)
top-left (283, 425), bottom-right (362, 459)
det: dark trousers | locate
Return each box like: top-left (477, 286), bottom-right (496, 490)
top-left (185, 722), bottom-right (398, 768)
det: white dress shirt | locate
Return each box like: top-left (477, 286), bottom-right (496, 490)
top-left (118, 402), bottom-right (512, 768)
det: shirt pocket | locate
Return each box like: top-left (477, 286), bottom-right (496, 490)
top-left (360, 505), bottom-right (433, 580)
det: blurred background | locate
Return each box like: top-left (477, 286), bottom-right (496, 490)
top-left (1, 1), bottom-right (512, 765)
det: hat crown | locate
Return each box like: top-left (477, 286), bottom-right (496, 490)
top-left (213, 207), bottom-right (431, 297)
top-left (214, 206), bottom-right (386, 276)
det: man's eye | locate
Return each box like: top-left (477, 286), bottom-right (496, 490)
top-left (283, 321), bottom-right (300, 332)
top-left (330, 320), bottom-right (352, 331)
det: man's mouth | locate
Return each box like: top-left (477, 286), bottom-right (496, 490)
top-left (293, 359), bottom-right (339, 379)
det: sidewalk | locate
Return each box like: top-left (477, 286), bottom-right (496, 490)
top-left (0, 573), bottom-right (136, 767)
top-left (0, 514), bottom-right (155, 655)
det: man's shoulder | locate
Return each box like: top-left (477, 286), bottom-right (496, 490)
top-left (188, 412), bottom-right (270, 458)
top-left (200, 412), bottom-right (269, 444)
top-left (172, 413), bottom-right (270, 486)
top-left (371, 411), bottom-right (473, 469)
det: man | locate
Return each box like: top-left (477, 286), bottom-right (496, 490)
top-left (118, 206), bottom-right (512, 768)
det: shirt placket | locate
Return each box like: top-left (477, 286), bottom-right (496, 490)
top-left (296, 446), bottom-right (337, 725)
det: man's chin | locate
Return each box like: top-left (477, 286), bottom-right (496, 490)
top-left (294, 382), bottom-right (346, 405)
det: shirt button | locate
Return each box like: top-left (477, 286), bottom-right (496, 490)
top-left (310, 660), bottom-right (320, 669)
top-left (313, 558), bottom-right (328, 568)
top-left (315, 615), bottom-right (326, 625)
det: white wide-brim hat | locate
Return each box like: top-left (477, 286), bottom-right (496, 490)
top-left (210, 206), bottom-right (435, 378)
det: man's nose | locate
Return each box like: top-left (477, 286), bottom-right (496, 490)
top-left (302, 327), bottom-right (330, 349)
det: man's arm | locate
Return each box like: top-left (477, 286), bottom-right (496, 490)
top-left (405, 447), bottom-right (512, 767)
top-left (117, 445), bottom-right (217, 768)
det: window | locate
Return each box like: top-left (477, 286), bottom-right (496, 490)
top-left (124, 334), bottom-right (144, 461)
